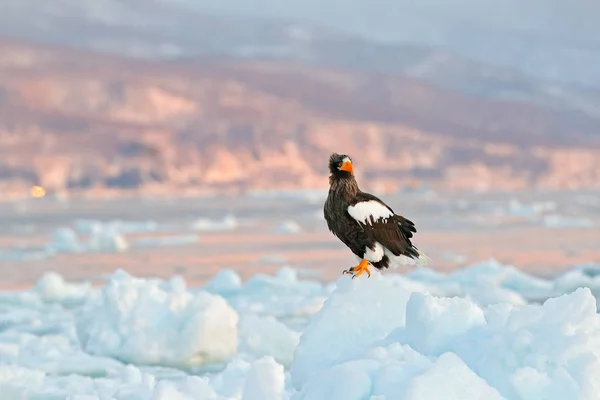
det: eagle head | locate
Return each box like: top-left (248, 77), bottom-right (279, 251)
top-left (329, 153), bottom-right (354, 177)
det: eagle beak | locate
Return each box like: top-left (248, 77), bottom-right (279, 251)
top-left (340, 160), bottom-right (353, 173)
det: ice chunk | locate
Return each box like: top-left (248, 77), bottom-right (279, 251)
top-left (74, 219), bottom-right (159, 234)
top-left (238, 314), bottom-right (300, 366)
top-left (405, 352), bottom-right (506, 400)
top-left (406, 259), bottom-right (554, 304)
top-left (241, 356), bottom-right (286, 400)
top-left (210, 358), bottom-right (252, 398)
top-left (292, 270), bottom-right (600, 400)
top-left (225, 267), bottom-right (326, 321)
top-left (77, 271), bottom-right (239, 368)
top-left (133, 234), bottom-right (198, 248)
top-left (204, 269), bottom-right (243, 295)
top-left (191, 214), bottom-right (238, 232)
top-left (270, 220), bottom-right (302, 234)
top-left (293, 359), bottom-right (378, 400)
top-left (86, 224), bottom-right (129, 253)
top-left (291, 271), bottom-right (417, 390)
top-left (402, 292), bottom-right (486, 355)
top-left (0, 365), bottom-right (45, 399)
top-left (34, 271), bottom-right (93, 306)
top-left (47, 227), bottom-right (83, 253)
top-left (543, 214), bottom-right (595, 228)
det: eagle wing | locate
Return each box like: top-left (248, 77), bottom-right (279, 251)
top-left (347, 191), bottom-right (418, 258)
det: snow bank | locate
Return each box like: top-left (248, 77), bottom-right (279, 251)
top-left (133, 234), bottom-right (198, 248)
top-left (290, 271), bottom-right (414, 390)
top-left (242, 356), bottom-right (286, 400)
top-left (74, 219), bottom-right (159, 234)
top-left (3, 260), bottom-right (600, 399)
top-left (76, 270), bottom-right (239, 368)
top-left (291, 272), bottom-right (600, 400)
top-left (47, 227), bottom-right (83, 253)
top-left (543, 214), bottom-right (595, 228)
top-left (0, 357), bottom-right (287, 400)
top-left (270, 220), bottom-right (302, 234)
top-left (0, 270), bottom-right (295, 399)
top-left (34, 271), bottom-right (93, 306)
top-left (47, 225), bottom-right (129, 254)
top-left (238, 314), bottom-right (300, 367)
top-left (209, 267), bottom-right (327, 322)
top-left (190, 214), bottom-right (238, 232)
top-left (87, 224), bottom-right (130, 252)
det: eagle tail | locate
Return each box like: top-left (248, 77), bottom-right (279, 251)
top-left (414, 248), bottom-right (431, 267)
top-left (383, 246), bottom-right (431, 269)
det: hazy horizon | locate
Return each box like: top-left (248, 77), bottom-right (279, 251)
top-left (2, 0), bottom-right (600, 86)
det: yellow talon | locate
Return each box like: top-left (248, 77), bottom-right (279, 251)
top-left (342, 259), bottom-right (371, 279)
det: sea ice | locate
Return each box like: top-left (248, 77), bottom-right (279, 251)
top-left (270, 220), bottom-right (302, 234)
top-left (238, 314), bottom-right (300, 367)
top-left (291, 273), bottom-right (600, 400)
top-left (1, 259), bottom-right (600, 399)
top-left (190, 214), bottom-right (238, 232)
top-left (76, 270), bottom-right (239, 368)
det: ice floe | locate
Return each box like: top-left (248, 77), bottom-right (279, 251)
top-left (1, 260), bottom-right (600, 399)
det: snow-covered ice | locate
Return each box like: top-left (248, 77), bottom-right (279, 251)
top-left (291, 272), bottom-right (600, 400)
top-left (74, 219), bottom-right (160, 235)
top-left (3, 259), bottom-right (600, 399)
top-left (190, 214), bottom-right (238, 232)
top-left (270, 220), bottom-right (302, 234)
top-left (76, 270), bottom-right (239, 368)
top-left (132, 234), bottom-right (199, 248)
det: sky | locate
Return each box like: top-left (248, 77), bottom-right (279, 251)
top-left (170, 0), bottom-right (600, 85)
top-left (180, 0), bottom-right (600, 46)
top-left (2, 0), bottom-right (599, 86)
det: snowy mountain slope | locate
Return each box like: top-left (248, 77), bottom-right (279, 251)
top-left (183, 0), bottom-right (600, 87)
top-left (1, 0), bottom-right (600, 106)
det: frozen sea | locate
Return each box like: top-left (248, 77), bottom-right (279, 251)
top-left (3, 260), bottom-right (600, 399)
top-left (0, 189), bottom-right (599, 399)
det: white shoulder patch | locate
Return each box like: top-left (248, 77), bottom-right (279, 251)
top-left (347, 200), bottom-right (393, 225)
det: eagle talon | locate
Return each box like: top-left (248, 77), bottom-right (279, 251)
top-left (344, 259), bottom-right (371, 279)
top-left (352, 270), bottom-right (371, 279)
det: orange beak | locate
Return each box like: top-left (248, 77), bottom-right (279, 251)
top-left (340, 160), bottom-right (353, 173)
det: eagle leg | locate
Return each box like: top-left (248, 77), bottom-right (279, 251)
top-left (343, 259), bottom-right (371, 279)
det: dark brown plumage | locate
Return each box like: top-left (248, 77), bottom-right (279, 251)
top-left (323, 153), bottom-right (428, 278)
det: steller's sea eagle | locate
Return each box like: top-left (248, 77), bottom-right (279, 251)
top-left (323, 153), bottom-right (429, 279)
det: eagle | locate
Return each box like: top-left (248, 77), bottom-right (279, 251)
top-left (323, 153), bottom-right (429, 279)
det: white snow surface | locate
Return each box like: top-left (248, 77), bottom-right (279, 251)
top-left (190, 214), bottom-right (239, 232)
top-left (2, 259), bottom-right (600, 399)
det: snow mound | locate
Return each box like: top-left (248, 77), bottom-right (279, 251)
top-left (76, 270), bottom-right (239, 368)
top-left (291, 273), bottom-right (600, 400)
top-left (34, 271), bottom-right (93, 306)
top-left (238, 314), bottom-right (300, 367)
top-left (5, 260), bottom-right (600, 399)
top-left (87, 224), bottom-right (130, 252)
top-left (191, 214), bottom-right (238, 232)
top-left (217, 267), bottom-right (327, 321)
top-left (0, 357), bottom-right (287, 400)
top-left (271, 220), bottom-right (302, 234)
top-left (543, 214), bottom-right (595, 228)
top-left (46, 227), bottom-right (84, 253)
top-left (74, 219), bottom-right (159, 234)
top-left (133, 234), bottom-right (198, 248)
top-left (205, 269), bottom-right (243, 295)
top-left (290, 271), bottom-right (414, 390)
top-left (48, 225), bottom-right (130, 254)
top-left (242, 356), bottom-right (286, 400)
